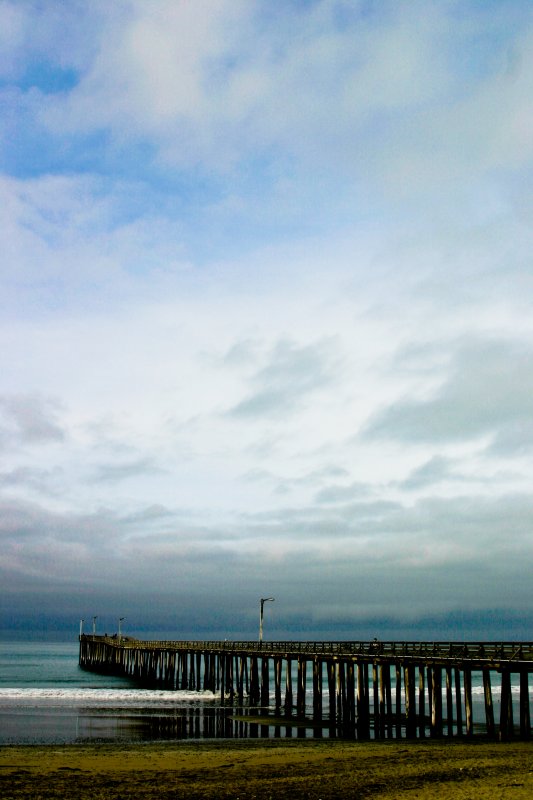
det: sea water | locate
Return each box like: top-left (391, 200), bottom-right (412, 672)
top-left (0, 640), bottom-right (219, 744)
top-left (0, 640), bottom-right (530, 744)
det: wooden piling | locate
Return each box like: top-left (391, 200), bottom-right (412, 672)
top-left (372, 662), bottom-right (380, 736)
top-left (445, 667), bottom-right (454, 736)
top-left (327, 660), bottom-right (336, 728)
top-left (358, 662), bottom-right (370, 739)
top-left (520, 669), bottom-right (531, 738)
top-left (285, 658), bottom-right (293, 711)
top-left (274, 657), bottom-right (282, 709)
top-left (260, 656), bottom-right (270, 706)
top-left (395, 663), bottom-right (402, 738)
top-left (297, 658), bottom-right (307, 716)
top-left (430, 666), bottom-right (443, 737)
top-left (313, 659), bottom-right (323, 720)
top-left (499, 669), bottom-right (514, 741)
top-left (404, 664), bottom-right (416, 738)
top-left (483, 668), bottom-right (495, 738)
top-left (454, 667), bottom-right (463, 736)
top-left (418, 665), bottom-right (426, 738)
top-left (464, 667), bottom-right (473, 737)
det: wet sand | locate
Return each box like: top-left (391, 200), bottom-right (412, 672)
top-left (1, 738), bottom-right (532, 798)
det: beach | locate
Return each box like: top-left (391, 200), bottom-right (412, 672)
top-left (1, 739), bottom-right (532, 799)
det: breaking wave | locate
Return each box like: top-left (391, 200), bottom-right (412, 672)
top-left (0, 687), bottom-right (218, 707)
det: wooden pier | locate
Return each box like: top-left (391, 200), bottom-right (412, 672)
top-left (79, 636), bottom-right (533, 740)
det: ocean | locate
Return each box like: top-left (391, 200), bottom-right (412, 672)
top-left (0, 640), bottom-right (530, 744)
top-left (0, 640), bottom-right (221, 745)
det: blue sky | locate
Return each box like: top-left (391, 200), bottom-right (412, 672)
top-left (1, 0), bottom-right (533, 640)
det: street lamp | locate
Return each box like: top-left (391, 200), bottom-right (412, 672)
top-left (118, 617), bottom-right (125, 642)
top-left (79, 618), bottom-right (84, 637)
top-left (92, 616), bottom-right (98, 635)
top-left (259, 598), bottom-right (275, 644)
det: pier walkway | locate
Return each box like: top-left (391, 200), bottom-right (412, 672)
top-left (79, 636), bottom-right (533, 741)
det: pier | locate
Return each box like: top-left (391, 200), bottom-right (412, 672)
top-left (79, 636), bottom-right (533, 741)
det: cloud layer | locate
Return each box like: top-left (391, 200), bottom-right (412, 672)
top-left (1, 1), bottom-right (532, 640)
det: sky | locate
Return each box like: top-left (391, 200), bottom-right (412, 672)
top-left (1, 0), bottom-right (533, 641)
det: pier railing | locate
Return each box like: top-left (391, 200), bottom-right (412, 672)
top-left (80, 636), bottom-right (533, 665)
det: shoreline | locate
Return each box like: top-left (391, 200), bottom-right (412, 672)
top-left (2, 738), bottom-right (533, 798)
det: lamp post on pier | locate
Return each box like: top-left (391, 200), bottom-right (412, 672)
top-left (259, 597), bottom-right (274, 645)
top-left (92, 616), bottom-right (97, 635)
top-left (79, 618), bottom-right (84, 637)
top-left (118, 617), bottom-right (125, 643)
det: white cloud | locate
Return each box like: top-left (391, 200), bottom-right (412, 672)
top-left (42, 0), bottom-right (250, 162)
top-left (0, 1), bottom-right (26, 78)
top-left (28, 0), bottom-right (532, 205)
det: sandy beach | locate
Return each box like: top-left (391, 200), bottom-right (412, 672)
top-left (1, 738), bottom-right (532, 799)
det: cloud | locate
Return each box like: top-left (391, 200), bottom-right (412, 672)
top-left (489, 420), bottom-right (533, 456)
top-left (19, 0), bottom-right (529, 207)
top-left (400, 455), bottom-right (459, 490)
top-left (2, 487), bottom-right (533, 638)
top-left (40, 0), bottom-right (249, 164)
top-left (228, 338), bottom-right (337, 419)
top-left (244, 464), bottom-right (351, 498)
top-left (0, 394), bottom-right (65, 445)
top-left (0, 2), bottom-right (26, 79)
top-left (90, 457), bottom-right (165, 484)
top-left (315, 481), bottom-right (373, 505)
top-left (0, 174), bottom-right (193, 318)
top-left (0, 466), bottom-right (60, 494)
top-left (362, 338), bottom-right (533, 445)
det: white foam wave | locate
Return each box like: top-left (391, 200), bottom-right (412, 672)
top-left (0, 688), bottom-right (217, 707)
top-left (299, 684), bottom-right (526, 700)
